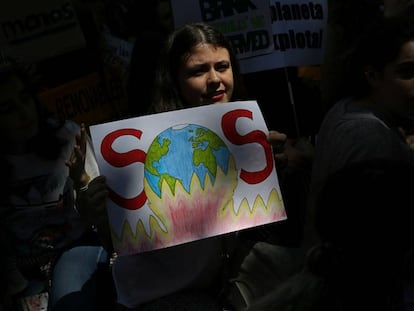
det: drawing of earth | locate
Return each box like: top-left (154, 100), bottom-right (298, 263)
top-left (143, 124), bottom-right (238, 238)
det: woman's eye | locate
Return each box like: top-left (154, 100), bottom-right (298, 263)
top-left (215, 62), bottom-right (230, 72)
top-left (396, 63), bottom-right (414, 80)
top-left (190, 69), bottom-right (205, 76)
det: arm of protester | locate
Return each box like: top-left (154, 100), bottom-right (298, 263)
top-left (284, 137), bottom-right (315, 171)
top-left (65, 123), bottom-right (114, 252)
top-left (66, 122), bottom-right (91, 190)
top-left (267, 130), bottom-right (315, 175)
top-left (268, 130), bottom-right (288, 171)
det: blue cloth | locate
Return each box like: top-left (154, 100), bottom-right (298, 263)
top-left (49, 245), bottom-right (109, 311)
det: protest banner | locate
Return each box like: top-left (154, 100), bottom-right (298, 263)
top-left (171, 0), bottom-right (328, 73)
top-left (240, 0), bottom-right (328, 72)
top-left (171, 0), bottom-right (274, 59)
top-left (90, 101), bottom-right (287, 255)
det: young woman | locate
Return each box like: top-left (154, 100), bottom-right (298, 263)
top-left (71, 22), bottom-right (291, 311)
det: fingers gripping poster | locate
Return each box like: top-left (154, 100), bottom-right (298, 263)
top-left (90, 101), bottom-right (286, 255)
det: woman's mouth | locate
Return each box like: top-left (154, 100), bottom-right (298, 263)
top-left (206, 91), bottom-right (225, 102)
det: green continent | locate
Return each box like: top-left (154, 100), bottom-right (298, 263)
top-left (191, 127), bottom-right (226, 177)
top-left (146, 138), bottom-right (171, 176)
top-left (193, 148), bottom-right (217, 177)
top-left (159, 173), bottom-right (178, 195)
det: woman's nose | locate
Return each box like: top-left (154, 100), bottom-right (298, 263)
top-left (207, 69), bottom-right (220, 83)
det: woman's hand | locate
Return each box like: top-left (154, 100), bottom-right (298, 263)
top-left (268, 130), bottom-right (288, 170)
top-left (65, 123), bottom-right (113, 251)
top-left (284, 137), bottom-right (315, 170)
top-left (65, 123), bottom-right (90, 190)
top-left (268, 131), bottom-right (315, 180)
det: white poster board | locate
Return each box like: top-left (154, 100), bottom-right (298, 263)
top-left (171, 0), bottom-right (328, 73)
top-left (90, 101), bottom-right (286, 255)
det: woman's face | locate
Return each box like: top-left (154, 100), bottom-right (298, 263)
top-left (0, 73), bottom-right (39, 148)
top-left (177, 43), bottom-right (234, 106)
top-left (375, 40), bottom-right (414, 116)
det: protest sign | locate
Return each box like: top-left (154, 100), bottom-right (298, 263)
top-left (171, 0), bottom-right (274, 59)
top-left (170, 0), bottom-right (328, 73)
top-left (240, 0), bottom-right (328, 72)
top-left (0, 0), bottom-right (86, 63)
top-left (90, 101), bottom-right (286, 255)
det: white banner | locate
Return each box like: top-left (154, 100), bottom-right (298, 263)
top-left (171, 0), bottom-right (328, 73)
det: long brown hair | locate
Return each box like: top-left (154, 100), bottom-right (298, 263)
top-left (149, 22), bottom-right (247, 113)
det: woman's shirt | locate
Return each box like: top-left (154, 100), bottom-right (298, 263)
top-left (311, 97), bottom-right (414, 193)
top-left (308, 97), bottom-right (414, 231)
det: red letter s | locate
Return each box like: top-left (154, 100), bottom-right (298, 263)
top-left (101, 129), bottom-right (147, 210)
top-left (222, 109), bottom-right (273, 184)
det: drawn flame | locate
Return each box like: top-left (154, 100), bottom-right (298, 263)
top-left (112, 156), bottom-right (286, 254)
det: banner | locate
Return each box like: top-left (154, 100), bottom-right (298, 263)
top-left (171, 0), bottom-right (274, 59)
top-left (90, 101), bottom-right (286, 255)
top-left (0, 0), bottom-right (85, 63)
top-left (171, 0), bottom-right (328, 73)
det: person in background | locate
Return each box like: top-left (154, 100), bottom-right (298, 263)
top-left (307, 14), bottom-right (414, 308)
top-left (320, 0), bottom-right (384, 109)
top-left (320, 0), bottom-right (414, 111)
top-left (0, 60), bottom-right (109, 311)
top-left (246, 158), bottom-right (414, 311)
top-left (309, 14), bottom-right (414, 217)
top-left (71, 22), bottom-right (304, 311)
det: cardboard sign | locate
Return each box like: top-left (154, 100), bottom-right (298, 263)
top-left (90, 101), bottom-right (286, 255)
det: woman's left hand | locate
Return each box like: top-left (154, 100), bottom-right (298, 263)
top-left (268, 130), bottom-right (288, 169)
top-left (65, 123), bottom-right (90, 189)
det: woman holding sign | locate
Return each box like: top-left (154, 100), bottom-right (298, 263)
top-left (70, 22), bottom-right (309, 310)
